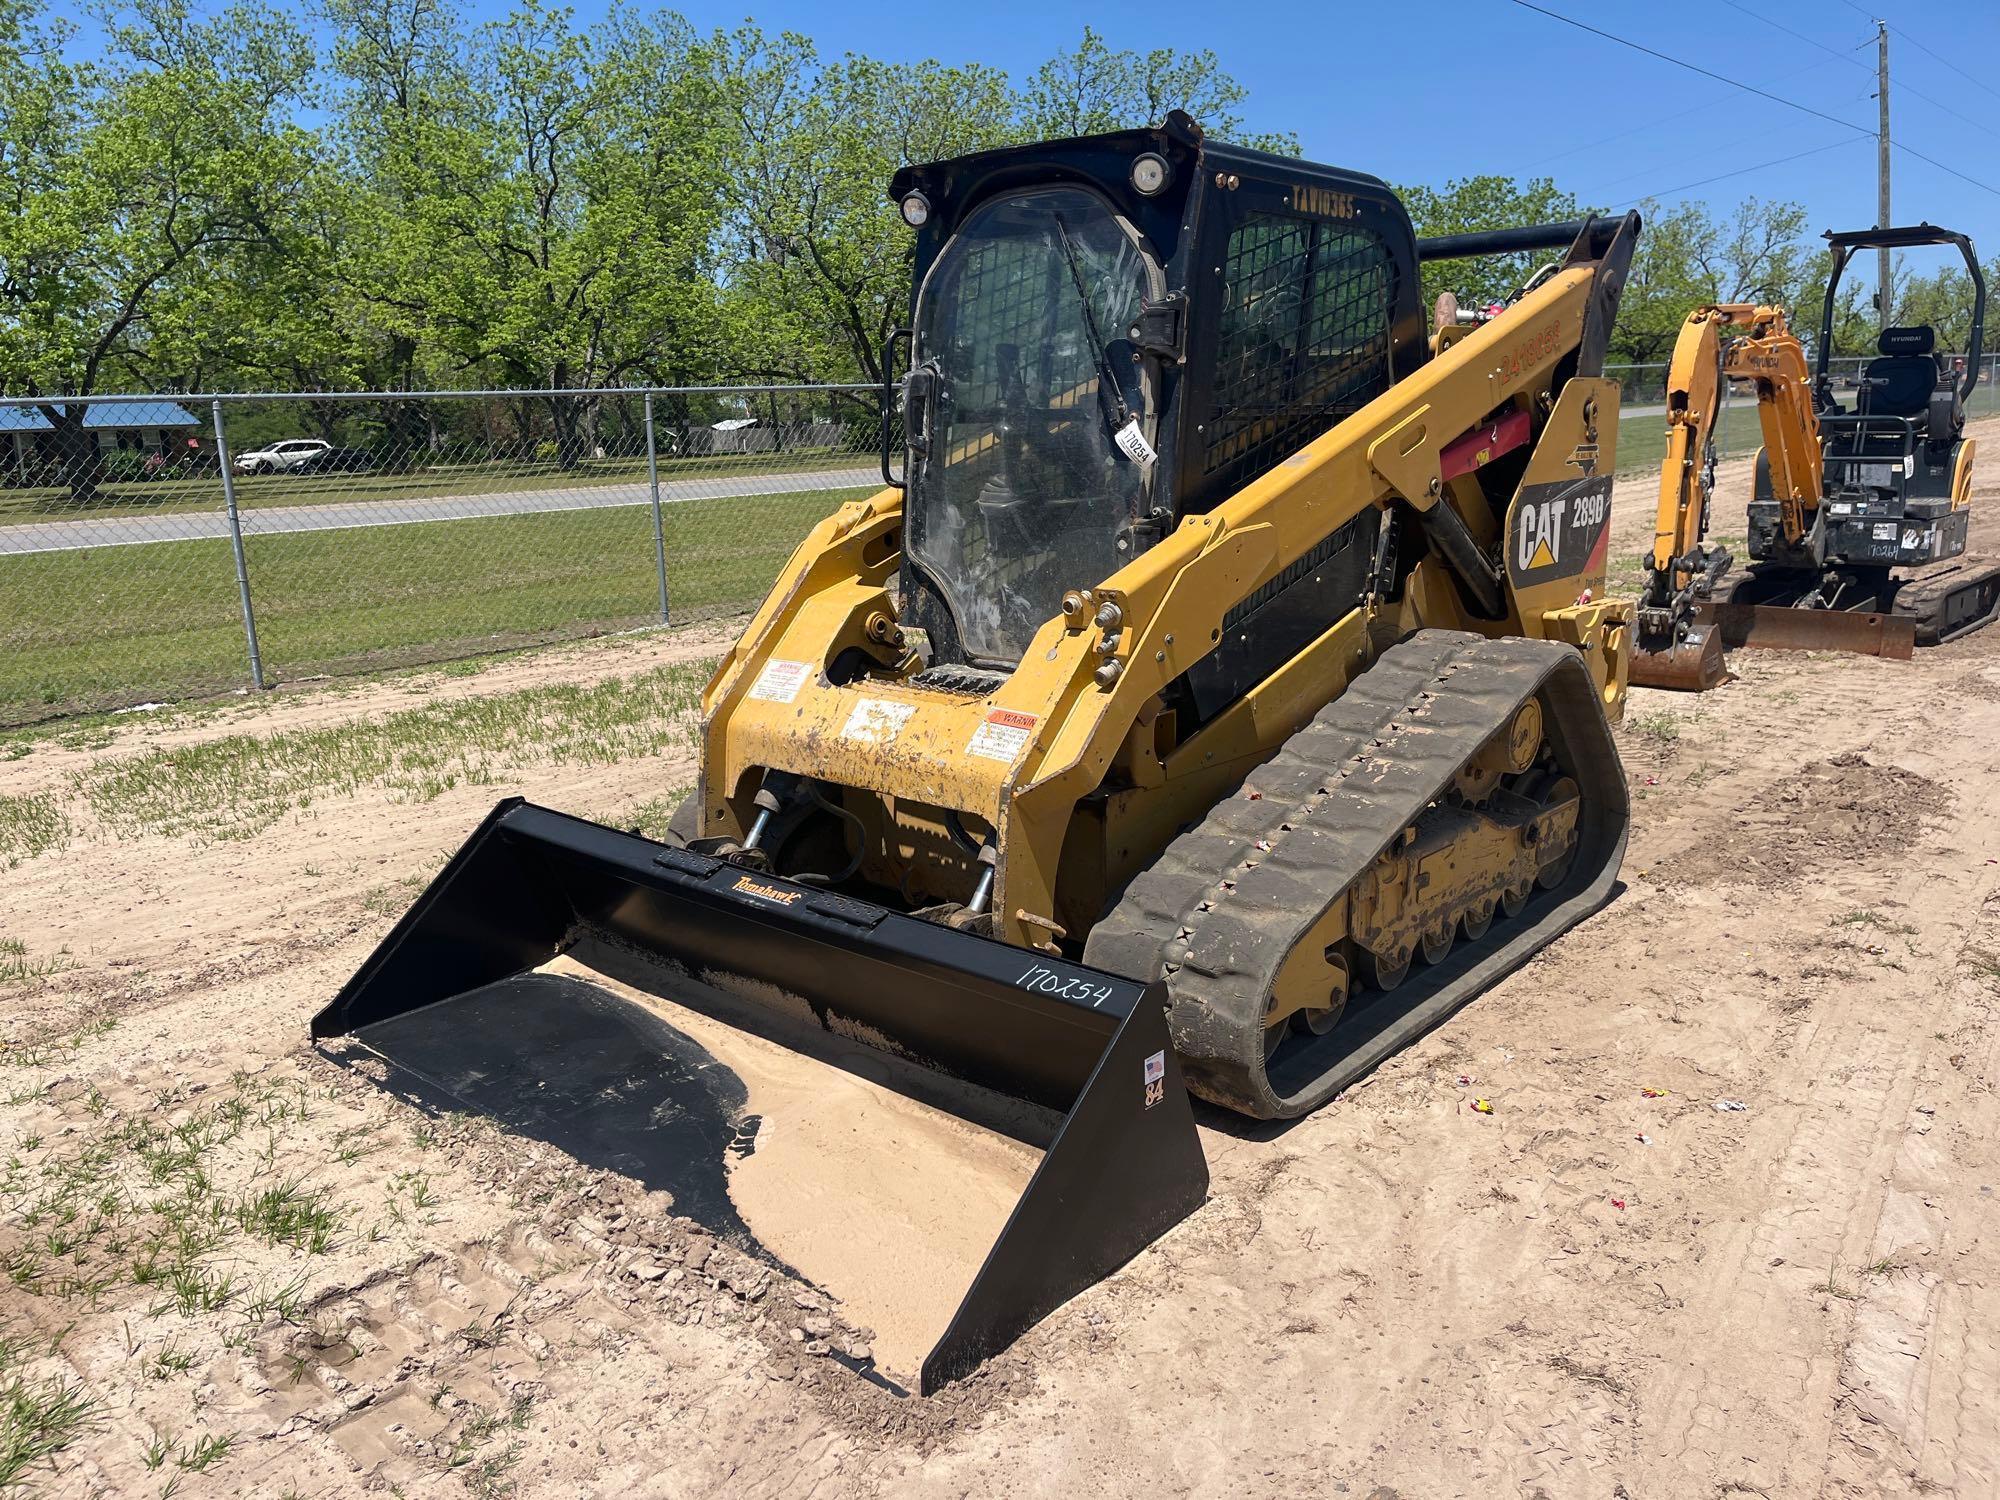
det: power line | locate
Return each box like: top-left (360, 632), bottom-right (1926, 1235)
top-left (1714, 2), bottom-right (2000, 144)
top-left (1894, 80), bottom-right (2000, 145)
top-left (1508, 1), bottom-right (2000, 199)
top-left (1889, 24), bottom-right (2000, 108)
top-left (1508, 1), bottom-right (1872, 137)
top-left (1520, 55), bottom-right (1848, 173)
top-left (1887, 136), bottom-right (2000, 200)
top-left (1596, 138), bottom-right (1858, 207)
top-left (1716, 0), bottom-right (1869, 72)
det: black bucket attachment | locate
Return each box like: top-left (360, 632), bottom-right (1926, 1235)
top-left (313, 799), bottom-right (1209, 1394)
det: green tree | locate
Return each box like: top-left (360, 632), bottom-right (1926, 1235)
top-left (328, 0), bottom-right (734, 462)
top-left (1606, 197), bottom-right (1816, 370)
top-left (1885, 255), bottom-right (1991, 357)
top-left (1606, 198), bottom-right (1716, 369)
top-left (712, 26), bottom-right (1017, 390)
top-left (1017, 26), bottom-right (1300, 154)
top-left (710, 24), bottom-right (1296, 393)
top-left (1398, 175), bottom-right (1586, 324)
top-left (0, 0), bottom-right (327, 497)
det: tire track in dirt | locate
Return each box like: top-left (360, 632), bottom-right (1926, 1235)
top-left (1816, 711), bottom-right (2000, 1496)
top-left (1630, 654), bottom-right (2000, 1495)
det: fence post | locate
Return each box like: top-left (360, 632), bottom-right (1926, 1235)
top-left (212, 399), bottom-right (266, 690)
top-left (644, 393), bottom-right (670, 626)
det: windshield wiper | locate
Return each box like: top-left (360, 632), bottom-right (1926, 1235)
top-left (1049, 212), bottom-right (1132, 432)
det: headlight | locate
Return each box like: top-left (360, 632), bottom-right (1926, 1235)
top-left (899, 192), bottom-right (931, 228)
top-left (1130, 153), bottom-right (1170, 196)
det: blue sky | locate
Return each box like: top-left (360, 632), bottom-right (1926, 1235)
top-left (570, 0), bottom-right (2000, 263)
top-left (50, 0), bottom-right (2000, 264)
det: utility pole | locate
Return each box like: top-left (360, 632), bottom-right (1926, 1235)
top-left (1877, 19), bottom-right (1892, 330)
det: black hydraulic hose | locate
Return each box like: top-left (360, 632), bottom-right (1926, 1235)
top-left (943, 809), bottom-right (981, 855)
top-left (807, 784), bottom-right (866, 883)
top-left (1416, 220), bottom-right (1593, 261)
top-left (1412, 497), bottom-right (1506, 618)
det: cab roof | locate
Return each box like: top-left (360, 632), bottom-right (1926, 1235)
top-left (887, 110), bottom-right (1398, 209)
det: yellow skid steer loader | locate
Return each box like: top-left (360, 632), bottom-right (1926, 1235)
top-left (317, 113), bottom-right (1641, 1391)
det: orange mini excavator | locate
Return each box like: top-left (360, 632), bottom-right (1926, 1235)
top-left (1633, 224), bottom-right (1999, 689)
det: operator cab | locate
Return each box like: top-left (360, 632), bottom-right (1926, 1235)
top-left (884, 112), bottom-right (1426, 679)
top-left (1752, 224), bottom-right (1987, 573)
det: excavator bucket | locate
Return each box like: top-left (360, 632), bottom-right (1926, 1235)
top-left (1695, 601), bottom-right (1916, 660)
top-left (312, 799), bottom-right (1208, 1394)
top-left (1628, 625), bottom-right (1728, 691)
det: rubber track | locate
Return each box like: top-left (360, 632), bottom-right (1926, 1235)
top-left (1889, 555), bottom-right (2000, 645)
top-left (1728, 559), bottom-right (2000, 647)
top-left (1084, 629), bottom-right (1629, 1119)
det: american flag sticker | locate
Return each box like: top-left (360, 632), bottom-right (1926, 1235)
top-left (1143, 1050), bottom-right (1167, 1109)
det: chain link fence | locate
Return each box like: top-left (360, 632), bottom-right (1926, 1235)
top-left (1, 385), bottom-right (890, 726)
top-left (1605, 353), bottom-right (2000, 477)
top-left (5, 357), bottom-right (1998, 728)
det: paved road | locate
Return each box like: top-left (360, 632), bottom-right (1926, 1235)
top-left (0, 465), bottom-right (881, 556)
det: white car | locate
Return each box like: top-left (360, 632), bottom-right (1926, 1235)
top-left (233, 438), bottom-right (330, 475)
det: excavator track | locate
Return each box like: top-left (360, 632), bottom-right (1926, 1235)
top-left (1084, 630), bottom-right (1628, 1119)
top-left (1720, 557), bottom-right (2000, 653)
top-left (1889, 556), bottom-right (2000, 645)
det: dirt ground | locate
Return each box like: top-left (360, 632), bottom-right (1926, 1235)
top-left (5, 418), bottom-right (2000, 1498)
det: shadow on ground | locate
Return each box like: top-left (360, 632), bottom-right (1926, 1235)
top-left (322, 973), bottom-right (780, 1262)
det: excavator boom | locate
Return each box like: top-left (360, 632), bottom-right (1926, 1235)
top-left (1631, 244), bottom-right (1994, 690)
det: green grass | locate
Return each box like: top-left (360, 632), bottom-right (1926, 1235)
top-left (0, 486), bottom-right (857, 726)
top-left (1832, 909), bottom-right (1918, 936)
top-left (0, 446), bottom-right (870, 527)
top-left (143, 1341), bottom-right (197, 1380)
top-left (1611, 397), bottom-right (1771, 478)
top-left (0, 1330), bottom-right (99, 1492)
top-left (0, 938), bottom-right (72, 986)
top-left (604, 787), bottom-right (694, 842)
top-left (232, 1179), bottom-right (339, 1254)
top-left (68, 657), bottom-right (710, 844)
top-left (1611, 374), bottom-right (2000, 477)
top-left (0, 1072), bottom-right (340, 1336)
top-left (0, 797), bottom-right (69, 868)
top-left (1628, 709), bottom-right (1681, 743)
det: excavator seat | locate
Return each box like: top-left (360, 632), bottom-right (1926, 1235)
top-left (1861, 324), bottom-right (1946, 421)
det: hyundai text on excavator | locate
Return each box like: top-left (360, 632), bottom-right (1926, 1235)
top-left (315, 114), bottom-right (1641, 1391)
top-left (1634, 223), bottom-right (1999, 688)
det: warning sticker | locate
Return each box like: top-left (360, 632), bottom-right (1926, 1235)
top-left (841, 697), bottom-right (916, 745)
top-left (747, 658), bottom-right (811, 704)
top-left (966, 707), bottom-right (1038, 763)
